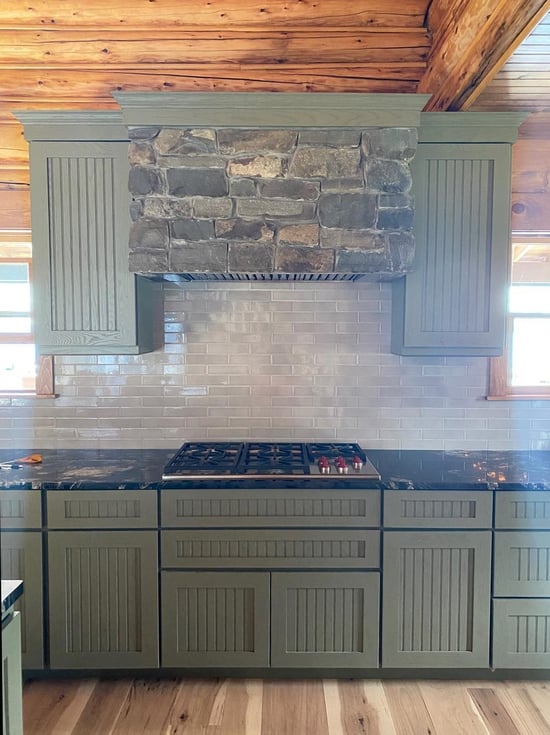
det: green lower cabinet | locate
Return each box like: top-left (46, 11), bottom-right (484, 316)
top-left (0, 531), bottom-right (44, 670)
top-left (270, 572), bottom-right (379, 668)
top-left (382, 531), bottom-right (491, 668)
top-left (48, 530), bottom-right (159, 669)
top-left (161, 571), bottom-right (270, 667)
top-left (493, 599), bottom-right (550, 669)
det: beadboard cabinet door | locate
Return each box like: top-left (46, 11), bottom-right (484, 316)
top-left (271, 571), bottom-right (379, 668)
top-left (392, 138), bottom-right (515, 356)
top-left (48, 530), bottom-right (158, 669)
top-left (0, 531), bottom-right (43, 669)
top-left (17, 112), bottom-right (163, 355)
top-left (382, 531), bottom-right (491, 667)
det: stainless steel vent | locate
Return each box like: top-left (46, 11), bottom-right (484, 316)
top-left (158, 272), bottom-right (366, 283)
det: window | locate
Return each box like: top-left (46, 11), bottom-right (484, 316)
top-left (0, 230), bottom-right (54, 396)
top-left (489, 236), bottom-right (550, 399)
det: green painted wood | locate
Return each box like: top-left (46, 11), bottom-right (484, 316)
top-left (160, 529), bottom-right (380, 570)
top-left (46, 490), bottom-right (157, 529)
top-left (419, 112), bottom-right (526, 144)
top-left (0, 491), bottom-right (42, 530)
top-left (270, 571), bottom-right (379, 668)
top-left (382, 531), bottom-right (491, 668)
top-left (113, 92), bottom-right (431, 128)
top-left (1, 612), bottom-right (24, 735)
top-left (0, 531), bottom-right (44, 669)
top-left (391, 142), bottom-right (513, 356)
top-left (493, 598), bottom-right (550, 669)
top-left (495, 491), bottom-right (550, 530)
top-left (15, 111), bottom-right (127, 142)
top-left (47, 530), bottom-right (159, 669)
top-left (494, 531), bottom-right (550, 597)
top-left (161, 570), bottom-right (269, 667)
top-left (160, 489), bottom-right (381, 528)
top-left (383, 491), bottom-right (492, 529)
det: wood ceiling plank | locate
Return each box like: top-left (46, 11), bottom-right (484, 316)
top-left (0, 27), bottom-right (430, 66)
top-left (0, 0), bottom-right (430, 28)
top-left (418, 0), bottom-right (550, 110)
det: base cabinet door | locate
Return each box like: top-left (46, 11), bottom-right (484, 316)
top-left (382, 531), bottom-right (491, 667)
top-left (48, 531), bottom-right (159, 669)
top-left (2, 612), bottom-right (23, 735)
top-left (493, 599), bottom-right (550, 669)
top-left (271, 572), bottom-right (379, 668)
top-left (161, 571), bottom-right (269, 667)
top-left (0, 531), bottom-right (43, 669)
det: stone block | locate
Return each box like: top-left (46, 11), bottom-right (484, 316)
top-left (365, 159), bottom-right (412, 193)
top-left (143, 197), bottom-right (193, 219)
top-left (155, 128), bottom-right (216, 155)
top-left (215, 219), bottom-right (275, 241)
top-left (129, 248), bottom-right (169, 272)
top-left (288, 148), bottom-right (361, 179)
top-left (388, 231), bottom-right (415, 271)
top-left (228, 155), bottom-right (285, 178)
top-left (193, 197), bottom-right (234, 218)
top-left (278, 224), bottom-right (320, 247)
top-left (318, 193), bottom-right (377, 229)
top-left (167, 168), bottom-right (228, 197)
top-left (128, 127), bottom-right (159, 141)
top-left (320, 228), bottom-right (385, 249)
top-left (169, 241), bottom-right (228, 272)
top-left (379, 193), bottom-right (412, 208)
top-left (259, 179), bottom-right (320, 200)
top-left (129, 218), bottom-right (169, 250)
top-left (230, 179), bottom-right (256, 197)
top-left (377, 207), bottom-right (414, 230)
top-left (228, 242), bottom-right (275, 271)
top-left (298, 130), bottom-right (361, 147)
top-left (362, 128), bottom-right (417, 160)
top-left (129, 200), bottom-right (144, 222)
top-left (335, 248), bottom-right (390, 274)
top-left (275, 246), bottom-right (335, 273)
top-left (218, 129), bottom-right (296, 153)
top-left (171, 219), bottom-right (215, 240)
top-left (157, 155), bottom-right (226, 169)
top-left (128, 141), bottom-right (156, 166)
top-left (129, 167), bottom-right (164, 196)
top-left (320, 176), bottom-right (365, 192)
top-left (236, 199), bottom-right (313, 218)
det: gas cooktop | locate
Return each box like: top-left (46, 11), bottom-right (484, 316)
top-left (162, 442), bottom-right (381, 480)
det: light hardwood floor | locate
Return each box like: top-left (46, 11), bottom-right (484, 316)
top-left (22, 677), bottom-right (550, 735)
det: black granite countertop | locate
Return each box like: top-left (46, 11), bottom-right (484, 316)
top-left (0, 448), bottom-right (549, 490)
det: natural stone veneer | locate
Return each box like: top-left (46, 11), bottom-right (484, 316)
top-left (128, 127), bottom-right (416, 276)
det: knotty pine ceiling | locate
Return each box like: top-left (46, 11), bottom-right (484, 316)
top-left (2, 0), bottom-right (550, 231)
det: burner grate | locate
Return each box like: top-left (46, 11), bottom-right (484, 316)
top-left (238, 443), bottom-right (308, 475)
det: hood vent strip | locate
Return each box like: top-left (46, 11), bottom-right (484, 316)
top-left (160, 272), bottom-right (365, 283)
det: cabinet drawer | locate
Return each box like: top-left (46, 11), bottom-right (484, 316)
top-left (383, 491), bottom-right (492, 528)
top-left (494, 531), bottom-right (550, 596)
top-left (493, 599), bottom-right (550, 668)
top-left (47, 490), bottom-right (157, 528)
top-left (0, 491), bottom-right (41, 529)
top-left (161, 529), bottom-right (380, 570)
top-left (161, 489), bottom-right (380, 528)
top-left (495, 492), bottom-right (550, 529)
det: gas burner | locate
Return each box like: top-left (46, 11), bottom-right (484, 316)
top-left (240, 443), bottom-right (307, 475)
top-left (163, 442), bottom-right (242, 476)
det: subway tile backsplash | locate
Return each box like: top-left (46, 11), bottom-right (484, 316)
top-left (1, 281), bottom-right (549, 450)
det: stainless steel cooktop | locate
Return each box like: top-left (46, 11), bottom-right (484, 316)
top-left (162, 442), bottom-right (381, 480)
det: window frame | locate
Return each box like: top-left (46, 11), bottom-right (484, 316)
top-left (488, 236), bottom-right (550, 400)
top-left (0, 230), bottom-right (55, 397)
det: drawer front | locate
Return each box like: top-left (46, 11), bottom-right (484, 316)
top-left (494, 531), bottom-right (550, 596)
top-left (47, 490), bottom-right (157, 528)
top-left (383, 491), bottom-right (492, 528)
top-left (161, 529), bottom-right (380, 569)
top-left (161, 489), bottom-right (380, 528)
top-left (495, 492), bottom-right (550, 529)
top-left (493, 599), bottom-right (550, 668)
top-left (0, 491), bottom-right (42, 529)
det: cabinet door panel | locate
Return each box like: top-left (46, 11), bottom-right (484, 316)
top-left (161, 571), bottom-right (269, 667)
top-left (493, 599), bottom-right (550, 669)
top-left (0, 491), bottom-right (41, 529)
top-left (47, 490), bottom-right (157, 529)
top-left (48, 530), bottom-right (158, 668)
top-left (1, 531), bottom-right (43, 669)
top-left (271, 572), bottom-right (379, 668)
top-left (495, 492), bottom-right (550, 529)
top-left (384, 491), bottom-right (492, 529)
top-left (382, 531), bottom-right (491, 667)
top-left (494, 531), bottom-right (550, 596)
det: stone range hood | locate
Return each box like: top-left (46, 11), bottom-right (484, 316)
top-left (114, 93), bottom-right (431, 281)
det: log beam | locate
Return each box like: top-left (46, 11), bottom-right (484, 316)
top-left (418, 0), bottom-right (550, 110)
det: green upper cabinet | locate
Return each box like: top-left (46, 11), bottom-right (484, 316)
top-left (16, 112), bottom-right (163, 355)
top-left (391, 112), bottom-right (525, 356)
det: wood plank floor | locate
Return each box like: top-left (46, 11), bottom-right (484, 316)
top-left (22, 678), bottom-right (550, 735)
